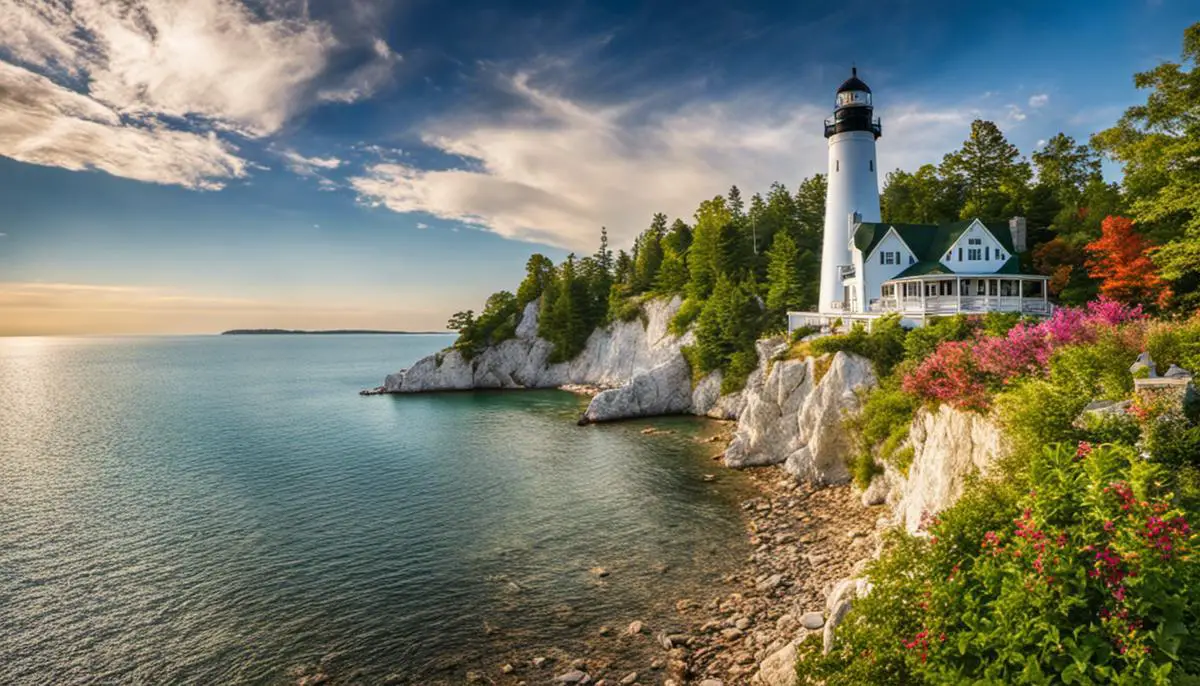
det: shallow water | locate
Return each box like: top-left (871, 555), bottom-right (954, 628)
top-left (0, 335), bottom-right (752, 684)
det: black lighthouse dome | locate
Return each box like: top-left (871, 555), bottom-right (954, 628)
top-left (836, 68), bottom-right (871, 96)
top-left (825, 67), bottom-right (881, 139)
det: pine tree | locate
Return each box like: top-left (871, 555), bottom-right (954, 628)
top-left (940, 120), bottom-right (1031, 219)
top-left (688, 197), bottom-right (733, 300)
top-left (516, 254), bottom-right (555, 308)
top-left (633, 214), bottom-right (667, 292)
top-left (765, 232), bottom-right (806, 318)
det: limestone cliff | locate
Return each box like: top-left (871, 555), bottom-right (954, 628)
top-left (723, 344), bottom-right (878, 485)
top-left (885, 405), bottom-right (1006, 533)
top-left (377, 296), bottom-right (741, 421)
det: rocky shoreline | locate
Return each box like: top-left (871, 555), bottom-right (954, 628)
top-left (424, 456), bottom-right (882, 686)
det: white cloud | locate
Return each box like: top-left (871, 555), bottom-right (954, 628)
top-left (0, 61), bottom-right (247, 189)
top-left (1006, 104), bottom-right (1027, 122)
top-left (1028, 93), bottom-right (1049, 108)
top-left (278, 148), bottom-right (343, 176)
top-left (350, 70), bottom-right (990, 251)
top-left (416, 222), bottom-right (429, 229)
top-left (0, 0), bottom-right (396, 188)
top-left (1035, 138), bottom-right (1047, 149)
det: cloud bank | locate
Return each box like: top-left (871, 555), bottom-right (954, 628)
top-left (0, 0), bottom-right (394, 189)
top-left (350, 71), bottom-right (997, 251)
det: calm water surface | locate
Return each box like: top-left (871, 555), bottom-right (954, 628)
top-left (0, 335), bottom-right (752, 684)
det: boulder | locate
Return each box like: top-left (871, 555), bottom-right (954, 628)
top-left (754, 641), bottom-right (799, 686)
top-left (582, 356), bottom-right (693, 423)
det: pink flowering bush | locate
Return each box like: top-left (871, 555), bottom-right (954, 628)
top-left (902, 298), bottom-right (1146, 410)
top-left (798, 443), bottom-right (1200, 685)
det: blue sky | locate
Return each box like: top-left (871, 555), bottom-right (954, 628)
top-left (0, 0), bottom-right (1193, 334)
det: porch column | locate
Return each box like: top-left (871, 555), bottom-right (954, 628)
top-left (920, 280), bottom-right (926, 313)
top-left (956, 278), bottom-right (961, 312)
top-left (1018, 278), bottom-right (1023, 313)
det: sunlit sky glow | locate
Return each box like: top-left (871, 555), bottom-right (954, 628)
top-left (0, 0), bottom-right (1192, 335)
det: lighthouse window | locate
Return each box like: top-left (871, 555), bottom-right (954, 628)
top-left (836, 161), bottom-right (840, 172)
top-left (869, 160), bottom-right (874, 172)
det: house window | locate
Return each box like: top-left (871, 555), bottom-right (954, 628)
top-left (945, 252), bottom-right (952, 261)
top-left (909, 255), bottom-right (915, 265)
top-left (985, 247), bottom-right (990, 260)
top-left (969, 238), bottom-right (982, 245)
top-left (968, 248), bottom-right (982, 260)
top-left (976, 280), bottom-right (986, 296)
top-left (882, 252), bottom-right (900, 265)
top-left (958, 248), bottom-right (963, 261)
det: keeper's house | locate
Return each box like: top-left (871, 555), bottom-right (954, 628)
top-left (789, 216), bottom-right (1052, 334)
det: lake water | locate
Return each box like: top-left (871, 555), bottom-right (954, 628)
top-left (0, 335), bottom-right (753, 684)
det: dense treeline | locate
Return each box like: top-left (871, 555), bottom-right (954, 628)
top-left (448, 178), bottom-right (828, 391)
top-left (447, 22), bottom-right (1199, 380)
top-left (882, 22), bottom-right (1200, 310)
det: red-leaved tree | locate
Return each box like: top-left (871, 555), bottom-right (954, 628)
top-left (1085, 216), bottom-right (1172, 308)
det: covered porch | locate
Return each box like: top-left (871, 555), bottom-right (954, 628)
top-left (871, 274), bottom-right (1053, 316)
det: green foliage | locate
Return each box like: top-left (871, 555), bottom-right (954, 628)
top-left (669, 297), bottom-right (703, 336)
top-left (1146, 317), bottom-right (1200, 373)
top-left (810, 314), bottom-right (908, 377)
top-left (1092, 22), bottom-right (1200, 310)
top-left (801, 443), bottom-right (1200, 685)
top-left (996, 377), bottom-right (1088, 459)
top-left (849, 378), bottom-right (921, 474)
top-left (693, 275), bottom-right (762, 382)
top-left (515, 254), bottom-right (555, 308)
top-left (941, 119), bottom-right (1032, 220)
top-left (980, 311), bottom-right (1025, 337)
top-left (764, 231), bottom-right (804, 322)
top-left (632, 213), bottom-right (666, 293)
top-left (723, 349), bottom-right (759, 394)
top-left (448, 290), bottom-right (521, 359)
top-left (1047, 333), bottom-right (1140, 402)
top-left (903, 315), bottom-right (978, 363)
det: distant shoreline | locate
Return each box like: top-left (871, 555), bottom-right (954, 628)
top-left (220, 329), bottom-right (450, 336)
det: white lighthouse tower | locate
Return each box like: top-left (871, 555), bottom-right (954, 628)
top-left (818, 68), bottom-right (882, 314)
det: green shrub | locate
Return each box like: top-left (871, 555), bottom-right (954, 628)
top-left (903, 314), bottom-right (978, 363)
top-left (996, 378), bottom-right (1089, 461)
top-left (669, 297), bottom-right (703, 335)
top-left (1077, 410), bottom-right (1142, 447)
top-left (1048, 332), bottom-right (1140, 402)
top-left (811, 314), bottom-right (907, 376)
top-left (802, 443), bottom-right (1200, 684)
top-left (790, 325), bottom-right (820, 342)
top-left (721, 350), bottom-right (759, 394)
top-left (847, 380), bottom-right (921, 475)
top-left (610, 297), bottom-right (643, 324)
top-left (1146, 317), bottom-right (1200, 374)
top-left (980, 311), bottom-right (1023, 337)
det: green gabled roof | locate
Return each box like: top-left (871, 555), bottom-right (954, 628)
top-left (996, 254), bottom-right (1023, 274)
top-left (892, 261), bottom-right (955, 278)
top-left (853, 219), bottom-right (1017, 262)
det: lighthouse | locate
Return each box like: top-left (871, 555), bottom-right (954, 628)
top-left (818, 67), bottom-right (882, 314)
